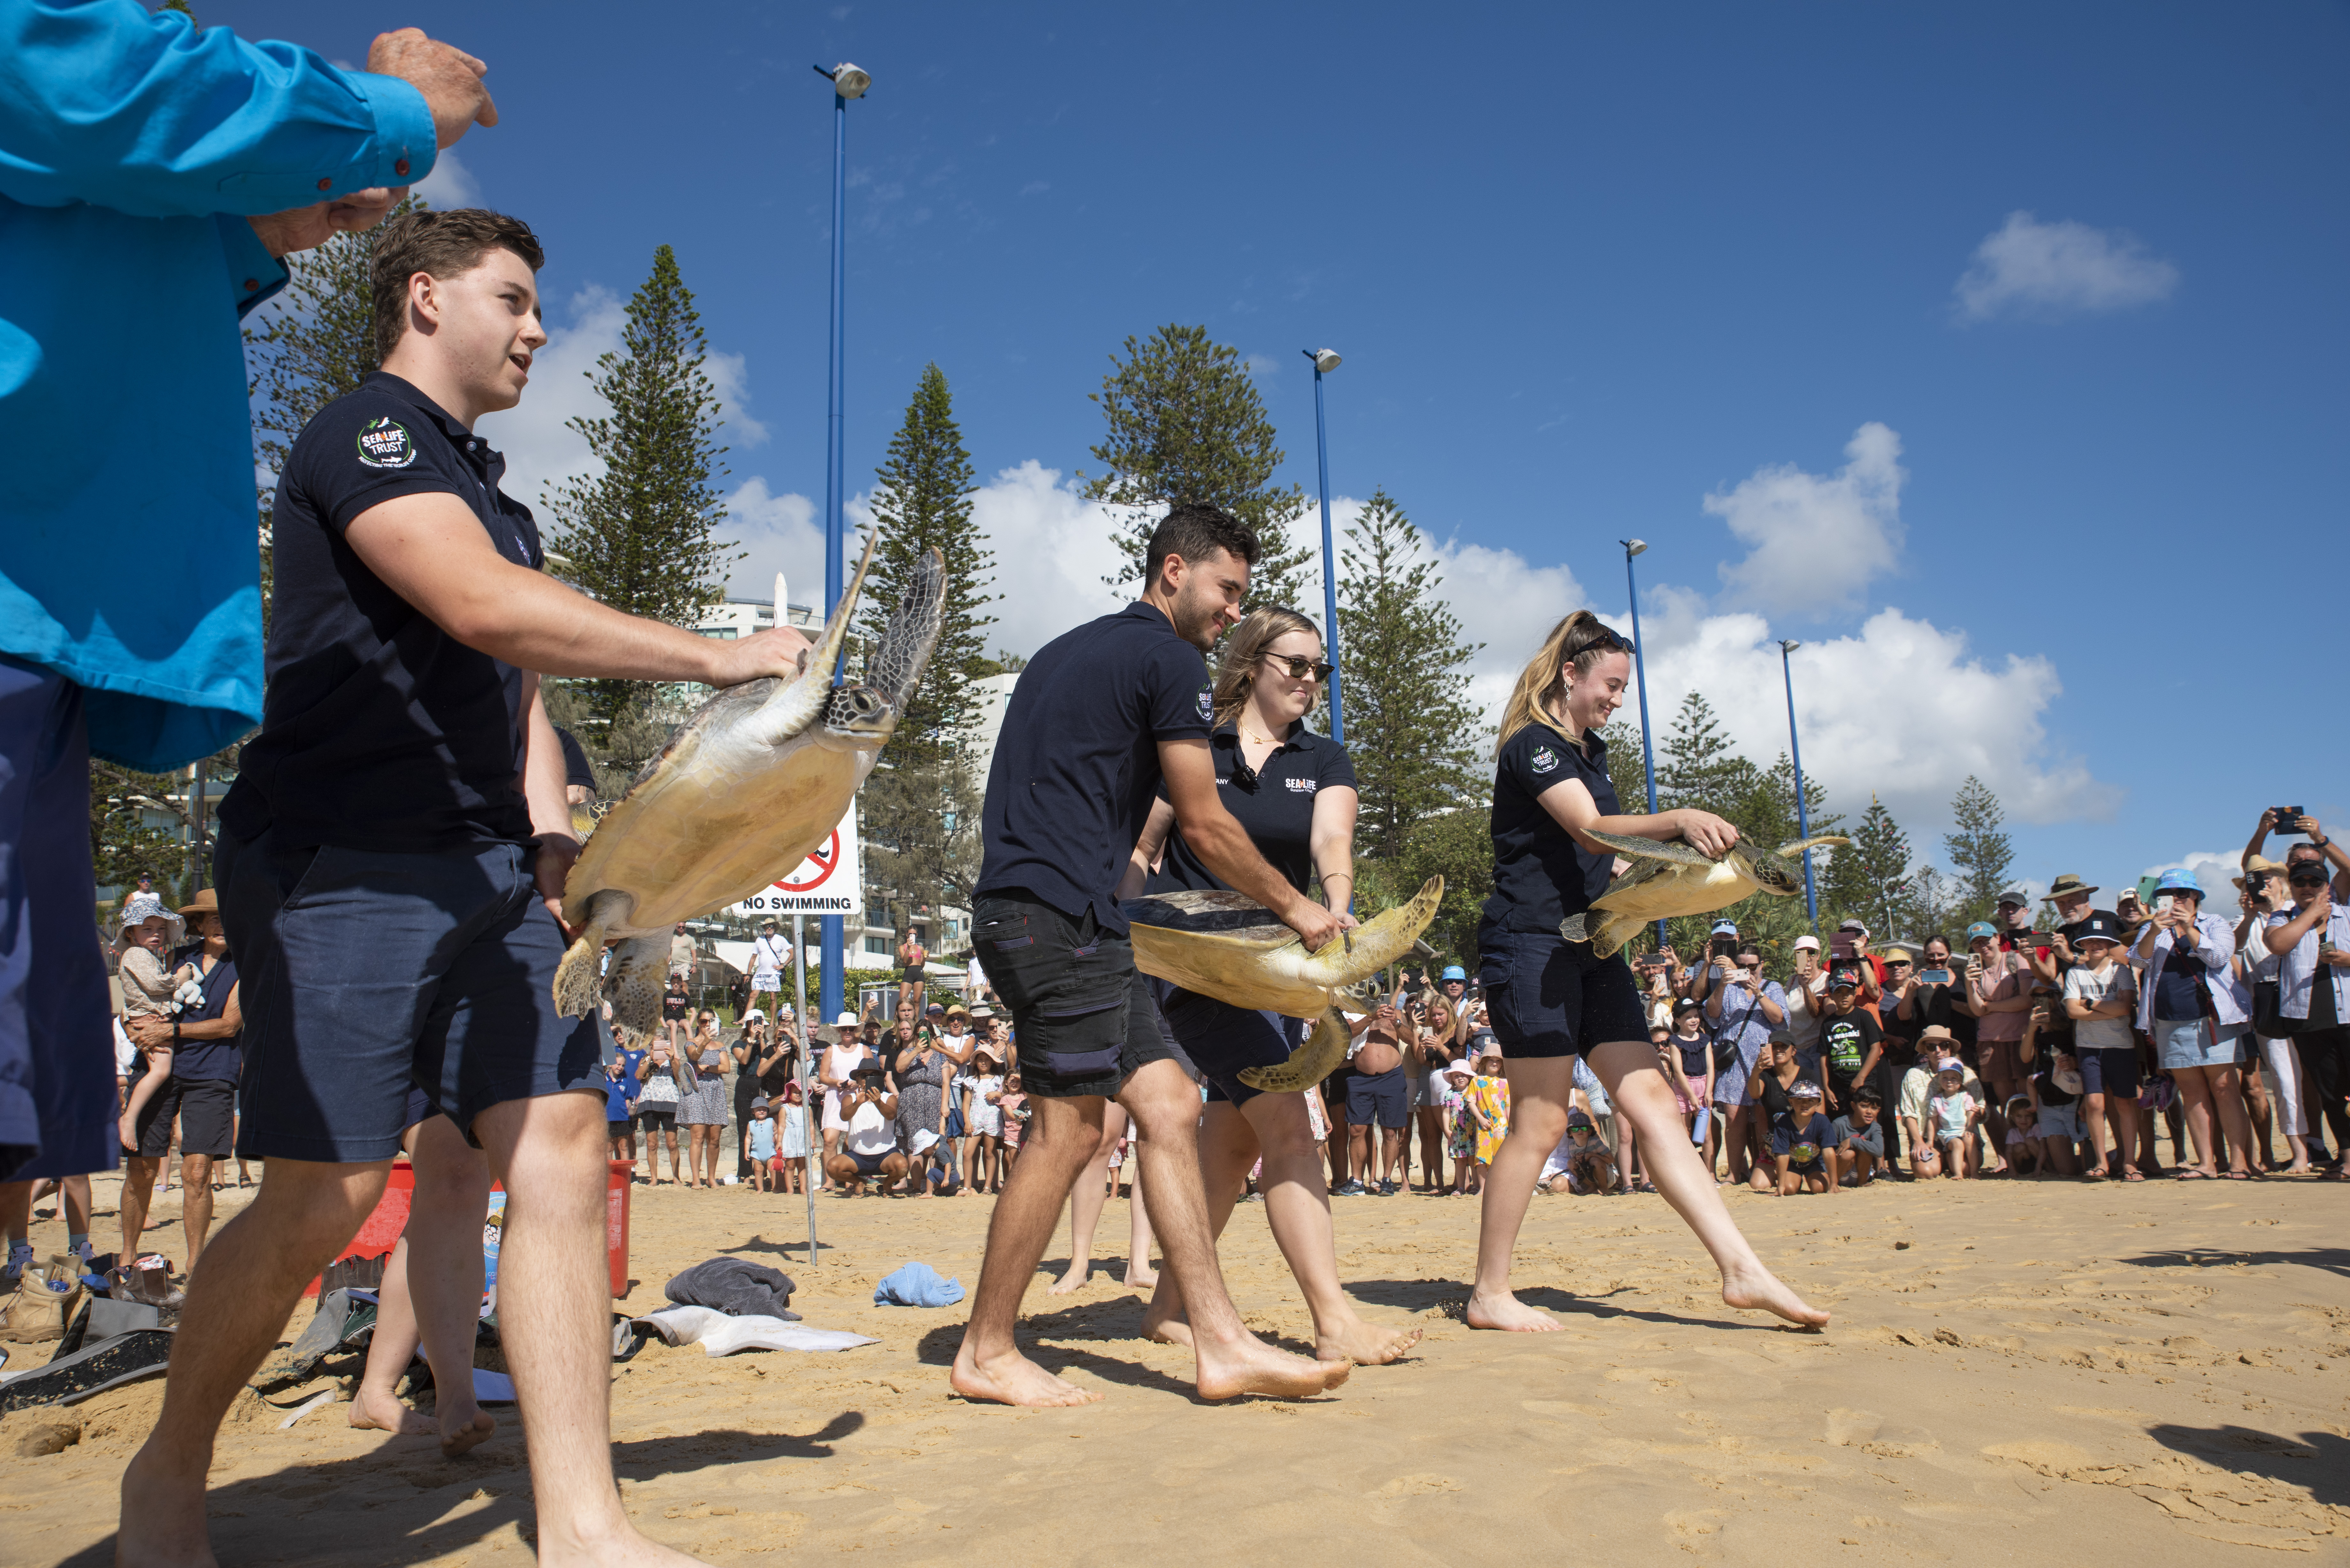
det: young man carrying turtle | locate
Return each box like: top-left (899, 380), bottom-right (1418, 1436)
top-left (953, 504), bottom-right (1353, 1407)
top-left (121, 208), bottom-right (809, 1566)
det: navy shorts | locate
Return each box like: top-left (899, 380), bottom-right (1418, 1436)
top-left (128, 1075), bottom-right (237, 1160)
top-left (0, 656), bottom-right (117, 1182)
top-left (1154, 983), bottom-right (1303, 1107)
top-left (2075, 1045), bottom-right (2141, 1102)
top-left (218, 825), bottom-right (601, 1163)
top-left (973, 891), bottom-right (1177, 1101)
top-left (1345, 1065), bottom-right (1408, 1128)
top-left (1477, 919), bottom-right (1648, 1061)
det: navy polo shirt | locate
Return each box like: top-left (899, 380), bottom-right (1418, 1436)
top-left (1483, 721), bottom-right (1620, 934)
top-left (975, 601), bottom-right (1213, 933)
top-left (220, 372), bottom-right (541, 852)
top-left (1148, 720), bottom-right (1357, 897)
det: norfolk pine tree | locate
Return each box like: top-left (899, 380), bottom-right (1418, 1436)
top-left (1824, 795), bottom-right (1913, 938)
top-left (1082, 324), bottom-right (1312, 610)
top-left (1333, 490), bottom-right (1482, 866)
top-left (543, 245), bottom-right (739, 727)
top-left (1943, 775), bottom-right (2014, 927)
top-left (858, 364), bottom-right (996, 912)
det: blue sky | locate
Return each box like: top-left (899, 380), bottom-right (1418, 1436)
top-left (223, 0), bottom-right (2350, 907)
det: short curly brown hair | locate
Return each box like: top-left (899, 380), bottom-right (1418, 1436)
top-left (370, 207), bottom-right (545, 364)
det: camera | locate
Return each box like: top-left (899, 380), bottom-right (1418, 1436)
top-left (2272, 807), bottom-right (2304, 837)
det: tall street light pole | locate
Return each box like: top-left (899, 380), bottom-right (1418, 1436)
top-left (1303, 348), bottom-right (1344, 744)
top-left (815, 60), bottom-right (869, 1024)
top-left (1621, 539), bottom-right (1665, 950)
top-left (1778, 638), bottom-right (1819, 928)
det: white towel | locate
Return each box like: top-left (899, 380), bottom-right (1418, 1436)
top-left (630, 1304), bottom-right (876, 1356)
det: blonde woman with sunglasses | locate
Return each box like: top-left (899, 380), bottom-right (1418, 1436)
top-left (1118, 607), bottom-right (1421, 1367)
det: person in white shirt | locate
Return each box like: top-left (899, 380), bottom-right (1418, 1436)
top-left (748, 919), bottom-right (792, 1021)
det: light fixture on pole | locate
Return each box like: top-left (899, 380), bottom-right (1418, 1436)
top-left (1303, 347), bottom-right (1344, 744)
top-left (814, 60), bottom-right (870, 1023)
top-left (1621, 539), bottom-right (1665, 950)
top-left (1777, 638), bottom-right (1819, 927)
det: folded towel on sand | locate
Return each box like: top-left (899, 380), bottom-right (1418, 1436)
top-left (664, 1258), bottom-right (799, 1320)
top-left (872, 1261), bottom-right (964, 1308)
top-left (631, 1305), bottom-right (874, 1356)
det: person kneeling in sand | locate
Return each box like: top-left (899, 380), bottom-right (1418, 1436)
top-left (1537, 1109), bottom-right (1619, 1195)
top-left (824, 1070), bottom-right (906, 1195)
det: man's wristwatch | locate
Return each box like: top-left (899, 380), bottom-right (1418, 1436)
top-left (172, 1021), bottom-right (182, 1043)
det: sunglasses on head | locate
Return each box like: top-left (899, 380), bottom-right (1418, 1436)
top-left (1260, 653), bottom-right (1334, 682)
top-left (1566, 624), bottom-right (1635, 660)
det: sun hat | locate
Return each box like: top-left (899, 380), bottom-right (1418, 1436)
top-left (970, 1004), bottom-right (995, 1018)
top-left (1965, 920), bottom-right (1999, 943)
top-left (2154, 868), bottom-right (2204, 899)
top-left (832, 1010), bottom-right (859, 1029)
top-left (907, 1128), bottom-right (940, 1156)
top-left (1880, 946), bottom-right (1914, 965)
top-left (1566, 1109), bottom-right (1594, 1129)
top-left (1444, 1060), bottom-right (1474, 1079)
top-left (1917, 1024), bottom-right (1957, 1047)
top-left (2047, 873), bottom-right (2098, 901)
top-left (1792, 934), bottom-right (1821, 951)
top-left (2233, 855), bottom-right (2285, 890)
top-left (113, 892), bottom-right (184, 947)
top-left (175, 887), bottom-right (220, 919)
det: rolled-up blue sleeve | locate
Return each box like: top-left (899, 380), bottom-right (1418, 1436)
top-left (0, 0), bottom-right (436, 218)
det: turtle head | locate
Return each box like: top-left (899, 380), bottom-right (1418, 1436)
top-left (822, 682), bottom-right (894, 741)
top-left (1749, 856), bottom-right (1800, 896)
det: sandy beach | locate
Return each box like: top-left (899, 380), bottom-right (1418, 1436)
top-left (4, 1168), bottom-right (2345, 1565)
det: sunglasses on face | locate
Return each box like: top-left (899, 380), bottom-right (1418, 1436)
top-left (1260, 653), bottom-right (1334, 683)
top-left (2290, 875), bottom-right (2327, 889)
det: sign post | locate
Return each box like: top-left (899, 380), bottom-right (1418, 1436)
top-left (792, 911), bottom-right (816, 1270)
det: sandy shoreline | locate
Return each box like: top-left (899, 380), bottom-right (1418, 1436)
top-left (4, 1169), bottom-right (2346, 1565)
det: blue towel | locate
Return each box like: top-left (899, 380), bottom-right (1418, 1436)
top-left (872, 1261), bottom-right (965, 1308)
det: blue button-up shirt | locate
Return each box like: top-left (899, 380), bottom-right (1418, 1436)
top-left (0, 0), bottom-right (435, 769)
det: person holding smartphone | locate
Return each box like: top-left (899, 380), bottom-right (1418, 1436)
top-left (2264, 857), bottom-right (2350, 1174)
top-left (2135, 870), bottom-right (2258, 1180)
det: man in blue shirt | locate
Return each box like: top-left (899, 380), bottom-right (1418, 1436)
top-left (0, 1), bottom-right (494, 1191)
top-left (954, 505), bottom-right (1352, 1408)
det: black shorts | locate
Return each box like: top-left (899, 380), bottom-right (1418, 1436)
top-left (1345, 1065), bottom-right (1408, 1128)
top-left (129, 1075), bottom-right (237, 1160)
top-left (1154, 984), bottom-right (1302, 1107)
top-left (1477, 919), bottom-right (1647, 1061)
top-left (973, 891), bottom-right (1176, 1101)
top-left (845, 1147), bottom-right (893, 1178)
top-left (218, 826), bottom-right (600, 1163)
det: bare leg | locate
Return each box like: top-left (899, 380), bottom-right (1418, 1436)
top-left (2176, 1067), bottom-right (2220, 1175)
top-left (348, 1116), bottom-right (496, 1456)
top-left (2206, 1062), bottom-right (2254, 1175)
top-left (118, 1157), bottom-right (393, 1568)
top-left (118, 1154), bottom-right (160, 1263)
top-left (178, 1155), bottom-right (215, 1267)
top-left (951, 1094), bottom-right (1108, 1406)
top-left (471, 1088), bottom-right (698, 1565)
top-left (1049, 1104), bottom-right (1125, 1294)
top-left (1119, 1060), bottom-right (1348, 1399)
top-left (1124, 1143), bottom-right (1157, 1289)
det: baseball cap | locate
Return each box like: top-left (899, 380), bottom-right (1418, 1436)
top-left (742, 1008), bottom-right (765, 1022)
top-left (750, 1094), bottom-right (770, 1109)
top-left (1965, 920), bottom-right (1999, 943)
top-left (1672, 997), bottom-right (1703, 1016)
top-left (1792, 934), bottom-right (1821, 952)
top-left (1837, 918), bottom-right (1868, 936)
top-left (927, 1002), bottom-right (946, 1015)
top-left (1995, 887), bottom-right (2032, 908)
top-left (1441, 965), bottom-right (1467, 982)
top-left (1710, 918), bottom-right (1739, 935)
top-left (2074, 912), bottom-right (2123, 945)
top-left (1566, 1109), bottom-right (1594, 1128)
top-left (1789, 1080), bottom-right (1823, 1100)
top-left (1827, 969), bottom-right (1858, 992)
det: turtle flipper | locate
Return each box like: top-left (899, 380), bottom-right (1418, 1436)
top-left (605, 933), bottom-right (672, 1035)
top-left (1774, 836), bottom-right (1850, 858)
top-left (1586, 829), bottom-right (1717, 867)
top-left (1236, 1008), bottom-right (1352, 1094)
top-left (1586, 913), bottom-right (1644, 959)
top-left (1559, 914), bottom-right (1589, 943)
top-left (1302, 876), bottom-right (1444, 986)
top-left (552, 891), bottom-right (625, 1019)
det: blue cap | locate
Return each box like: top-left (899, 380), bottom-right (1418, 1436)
top-left (2155, 868), bottom-right (2203, 898)
top-left (1710, 918), bottom-right (1739, 935)
top-left (1965, 920), bottom-right (1998, 942)
top-left (1441, 965), bottom-right (1466, 981)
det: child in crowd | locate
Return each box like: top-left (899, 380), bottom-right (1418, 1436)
top-left (603, 1054), bottom-right (636, 1161)
top-left (1442, 1060), bottom-right (1477, 1194)
top-left (114, 893), bottom-right (192, 1153)
top-left (2002, 1096), bottom-right (2042, 1177)
top-left (2018, 988), bottom-right (2085, 1177)
top-left (1927, 1064), bottom-right (1979, 1178)
top-left (997, 1069), bottom-right (1027, 1162)
top-left (958, 1050), bottom-right (1006, 1196)
top-left (1829, 1086), bottom-right (1885, 1187)
top-left (2061, 916), bottom-right (2142, 1180)
top-left (1460, 1052), bottom-right (1511, 1195)
top-left (746, 1096), bottom-right (777, 1192)
top-left (1665, 1002), bottom-right (1713, 1154)
top-left (1770, 1081), bottom-right (1836, 1195)
top-left (1539, 1109), bottom-right (1619, 1195)
top-left (774, 1076), bottom-right (809, 1195)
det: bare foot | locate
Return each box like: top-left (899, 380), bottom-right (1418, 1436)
top-left (1047, 1258), bottom-right (1090, 1296)
top-left (1721, 1263), bottom-right (1831, 1329)
top-left (116, 1441), bottom-right (217, 1567)
top-left (346, 1384), bottom-right (435, 1436)
top-left (118, 1113), bottom-right (139, 1152)
top-left (1316, 1317), bottom-right (1422, 1366)
top-left (1124, 1261), bottom-right (1158, 1291)
top-left (1139, 1301), bottom-right (1190, 1347)
top-left (439, 1401), bottom-right (498, 1457)
top-left (950, 1342), bottom-right (1101, 1407)
top-left (1191, 1333), bottom-right (1351, 1401)
top-left (1465, 1289), bottom-right (1561, 1332)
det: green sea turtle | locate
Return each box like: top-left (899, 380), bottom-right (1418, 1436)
top-left (1558, 831), bottom-right (1848, 958)
top-left (1121, 877), bottom-right (1444, 1091)
top-left (552, 534), bottom-right (944, 1030)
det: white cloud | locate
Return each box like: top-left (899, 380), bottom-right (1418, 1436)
top-left (718, 479), bottom-right (822, 606)
top-left (963, 462), bottom-right (1133, 655)
top-left (476, 287), bottom-right (769, 517)
top-left (1953, 211), bottom-right (2179, 322)
top-left (414, 145), bottom-right (479, 208)
top-left (1708, 422), bottom-right (1905, 618)
top-left (2140, 851), bottom-right (2239, 902)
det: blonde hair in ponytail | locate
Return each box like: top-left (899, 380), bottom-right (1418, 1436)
top-left (1494, 610), bottom-right (1632, 756)
top-left (1212, 607), bottom-right (1323, 728)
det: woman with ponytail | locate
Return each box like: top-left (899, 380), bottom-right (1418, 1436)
top-left (1469, 611), bottom-right (1827, 1332)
